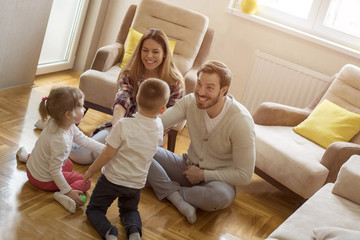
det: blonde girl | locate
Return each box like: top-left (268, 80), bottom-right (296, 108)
top-left (16, 86), bottom-right (105, 213)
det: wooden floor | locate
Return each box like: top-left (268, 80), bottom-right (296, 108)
top-left (0, 70), bottom-right (302, 240)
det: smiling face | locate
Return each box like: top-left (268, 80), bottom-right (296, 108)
top-left (141, 38), bottom-right (164, 74)
top-left (194, 72), bottom-right (229, 118)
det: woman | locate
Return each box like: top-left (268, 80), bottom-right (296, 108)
top-left (70, 28), bottom-right (184, 164)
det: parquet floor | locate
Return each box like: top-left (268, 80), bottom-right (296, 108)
top-left (0, 70), bottom-right (302, 240)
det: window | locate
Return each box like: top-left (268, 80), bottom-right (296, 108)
top-left (36, 0), bottom-right (89, 75)
top-left (258, 0), bottom-right (314, 20)
top-left (229, 0), bottom-right (360, 54)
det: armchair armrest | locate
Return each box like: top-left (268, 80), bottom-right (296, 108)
top-left (321, 142), bottom-right (360, 183)
top-left (91, 42), bottom-right (124, 72)
top-left (184, 67), bottom-right (198, 95)
top-left (252, 102), bottom-right (312, 126)
top-left (184, 28), bottom-right (214, 95)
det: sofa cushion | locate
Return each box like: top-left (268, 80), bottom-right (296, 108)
top-left (313, 227), bottom-right (360, 240)
top-left (293, 99), bottom-right (360, 148)
top-left (267, 184), bottom-right (360, 240)
top-left (332, 155), bottom-right (360, 205)
top-left (320, 64), bottom-right (360, 145)
top-left (255, 125), bottom-right (328, 199)
top-left (320, 64), bottom-right (360, 116)
top-left (120, 28), bottom-right (143, 68)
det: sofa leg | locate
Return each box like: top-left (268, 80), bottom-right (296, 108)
top-left (255, 167), bottom-right (306, 206)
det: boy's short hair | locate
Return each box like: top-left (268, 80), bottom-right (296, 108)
top-left (137, 78), bottom-right (170, 114)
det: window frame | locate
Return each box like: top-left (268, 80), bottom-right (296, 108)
top-left (313, 0), bottom-right (360, 50)
top-left (255, 0), bottom-right (321, 31)
top-left (227, 0), bottom-right (360, 58)
top-left (36, 0), bottom-right (89, 75)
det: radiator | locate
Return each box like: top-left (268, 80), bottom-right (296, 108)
top-left (241, 50), bottom-right (331, 114)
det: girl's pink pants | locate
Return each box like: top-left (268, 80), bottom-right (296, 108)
top-left (27, 157), bottom-right (91, 193)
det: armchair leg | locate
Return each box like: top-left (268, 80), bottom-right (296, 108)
top-left (167, 129), bottom-right (178, 152)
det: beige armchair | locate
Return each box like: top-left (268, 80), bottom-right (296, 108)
top-left (252, 64), bottom-right (360, 200)
top-left (79, 0), bottom-right (214, 152)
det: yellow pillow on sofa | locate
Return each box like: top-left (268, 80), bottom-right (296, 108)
top-left (293, 99), bottom-right (360, 148)
top-left (120, 28), bottom-right (176, 68)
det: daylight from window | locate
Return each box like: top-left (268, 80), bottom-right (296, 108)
top-left (258, 0), bottom-right (313, 19)
top-left (230, 0), bottom-right (360, 53)
top-left (324, 0), bottom-right (360, 38)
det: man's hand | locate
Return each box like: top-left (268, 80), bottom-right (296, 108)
top-left (183, 165), bottom-right (205, 184)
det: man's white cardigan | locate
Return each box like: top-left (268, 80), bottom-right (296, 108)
top-left (160, 93), bottom-right (256, 186)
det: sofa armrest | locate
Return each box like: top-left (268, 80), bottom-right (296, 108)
top-left (252, 102), bottom-right (312, 126)
top-left (321, 142), bottom-right (360, 183)
top-left (332, 154), bottom-right (360, 204)
top-left (91, 42), bottom-right (124, 72)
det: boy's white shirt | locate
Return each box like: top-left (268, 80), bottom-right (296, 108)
top-left (102, 112), bottom-right (164, 189)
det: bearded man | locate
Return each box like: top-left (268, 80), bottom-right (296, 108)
top-left (146, 60), bottom-right (255, 224)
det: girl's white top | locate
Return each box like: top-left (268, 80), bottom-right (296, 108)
top-left (26, 119), bottom-right (105, 194)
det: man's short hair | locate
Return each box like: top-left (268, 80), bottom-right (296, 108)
top-left (137, 78), bottom-right (170, 113)
top-left (197, 60), bottom-right (232, 94)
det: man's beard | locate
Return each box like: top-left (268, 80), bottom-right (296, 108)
top-left (195, 91), bottom-right (221, 110)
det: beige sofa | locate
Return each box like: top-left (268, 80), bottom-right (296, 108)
top-left (253, 64), bottom-right (360, 199)
top-left (267, 154), bottom-right (360, 240)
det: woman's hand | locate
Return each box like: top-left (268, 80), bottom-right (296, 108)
top-left (112, 104), bottom-right (126, 125)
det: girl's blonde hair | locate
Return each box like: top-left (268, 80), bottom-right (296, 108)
top-left (118, 28), bottom-right (183, 94)
top-left (39, 86), bottom-right (84, 126)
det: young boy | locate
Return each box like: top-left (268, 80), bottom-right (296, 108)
top-left (82, 78), bottom-right (170, 240)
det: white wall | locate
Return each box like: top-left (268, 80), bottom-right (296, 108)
top-left (75, 0), bottom-right (360, 101)
top-left (0, 0), bottom-right (53, 89)
top-left (73, 0), bottom-right (110, 71)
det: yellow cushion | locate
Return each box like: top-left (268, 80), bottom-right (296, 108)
top-left (120, 28), bottom-right (176, 68)
top-left (293, 99), bottom-right (360, 148)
